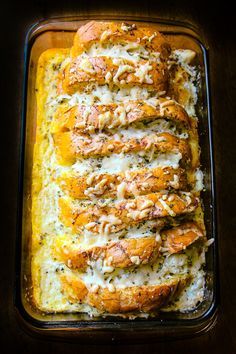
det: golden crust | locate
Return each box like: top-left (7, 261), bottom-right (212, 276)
top-left (58, 167), bottom-right (188, 200)
top-left (53, 223), bottom-right (203, 271)
top-left (87, 276), bottom-right (190, 313)
top-left (52, 98), bottom-right (190, 134)
top-left (59, 192), bottom-right (199, 234)
top-left (163, 222), bottom-right (204, 254)
top-left (61, 56), bottom-right (168, 94)
top-left (53, 131), bottom-right (190, 164)
top-left (169, 65), bottom-right (195, 111)
top-left (71, 21), bottom-right (171, 58)
top-left (61, 274), bottom-right (88, 303)
top-left (60, 273), bottom-right (191, 313)
top-left (54, 237), bottom-right (161, 270)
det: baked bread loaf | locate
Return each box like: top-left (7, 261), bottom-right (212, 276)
top-left (31, 21), bottom-right (210, 317)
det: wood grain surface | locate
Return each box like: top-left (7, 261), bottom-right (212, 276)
top-left (1, 0), bottom-right (236, 353)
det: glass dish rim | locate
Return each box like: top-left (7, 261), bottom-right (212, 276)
top-left (14, 14), bottom-right (219, 333)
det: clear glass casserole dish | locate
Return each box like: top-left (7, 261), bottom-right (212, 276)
top-left (15, 15), bottom-right (218, 341)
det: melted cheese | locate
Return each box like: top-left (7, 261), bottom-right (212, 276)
top-left (113, 63), bottom-right (134, 84)
top-left (162, 247), bottom-right (206, 311)
top-left (81, 246), bottom-right (204, 295)
top-left (134, 62), bottom-right (153, 83)
top-left (50, 85), bottom-right (163, 108)
top-left (73, 151), bottom-right (181, 175)
top-left (194, 168), bottom-right (204, 192)
top-left (86, 43), bottom-right (160, 62)
top-left (173, 49), bottom-right (196, 65)
top-left (117, 181), bottom-right (127, 200)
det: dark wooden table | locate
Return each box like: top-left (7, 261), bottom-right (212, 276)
top-left (1, 1), bottom-right (236, 353)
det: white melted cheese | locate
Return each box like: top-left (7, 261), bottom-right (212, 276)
top-left (67, 220), bottom-right (161, 248)
top-left (83, 118), bottom-right (187, 143)
top-left (81, 246), bottom-right (204, 293)
top-left (71, 151), bottom-right (181, 175)
top-left (117, 119), bottom-right (187, 139)
top-left (135, 62), bottom-right (153, 84)
top-left (162, 247), bottom-right (206, 311)
top-left (194, 168), bottom-right (204, 192)
top-left (49, 85), bottom-right (164, 108)
top-left (173, 49), bottom-right (196, 74)
top-left (36, 248), bottom-right (99, 314)
top-left (86, 43), bottom-right (160, 62)
top-left (183, 81), bottom-right (198, 117)
top-left (39, 258), bottom-right (69, 311)
top-left (36, 239), bottom-right (205, 313)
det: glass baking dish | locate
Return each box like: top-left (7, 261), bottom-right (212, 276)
top-left (15, 15), bottom-right (218, 341)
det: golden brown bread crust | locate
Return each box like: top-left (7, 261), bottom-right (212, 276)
top-left (61, 274), bottom-right (88, 303)
top-left (61, 56), bottom-right (168, 94)
top-left (87, 276), bottom-right (190, 313)
top-left (60, 273), bottom-right (191, 313)
top-left (54, 237), bottom-right (161, 271)
top-left (168, 64), bottom-right (195, 112)
top-left (53, 223), bottom-right (203, 271)
top-left (59, 192), bottom-right (199, 234)
top-left (71, 21), bottom-right (171, 58)
top-left (53, 131), bottom-right (191, 165)
top-left (58, 167), bottom-right (188, 200)
top-left (163, 222), bottom-right (204, 254)
top-left (52, 98), bottom-right (190, 134)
